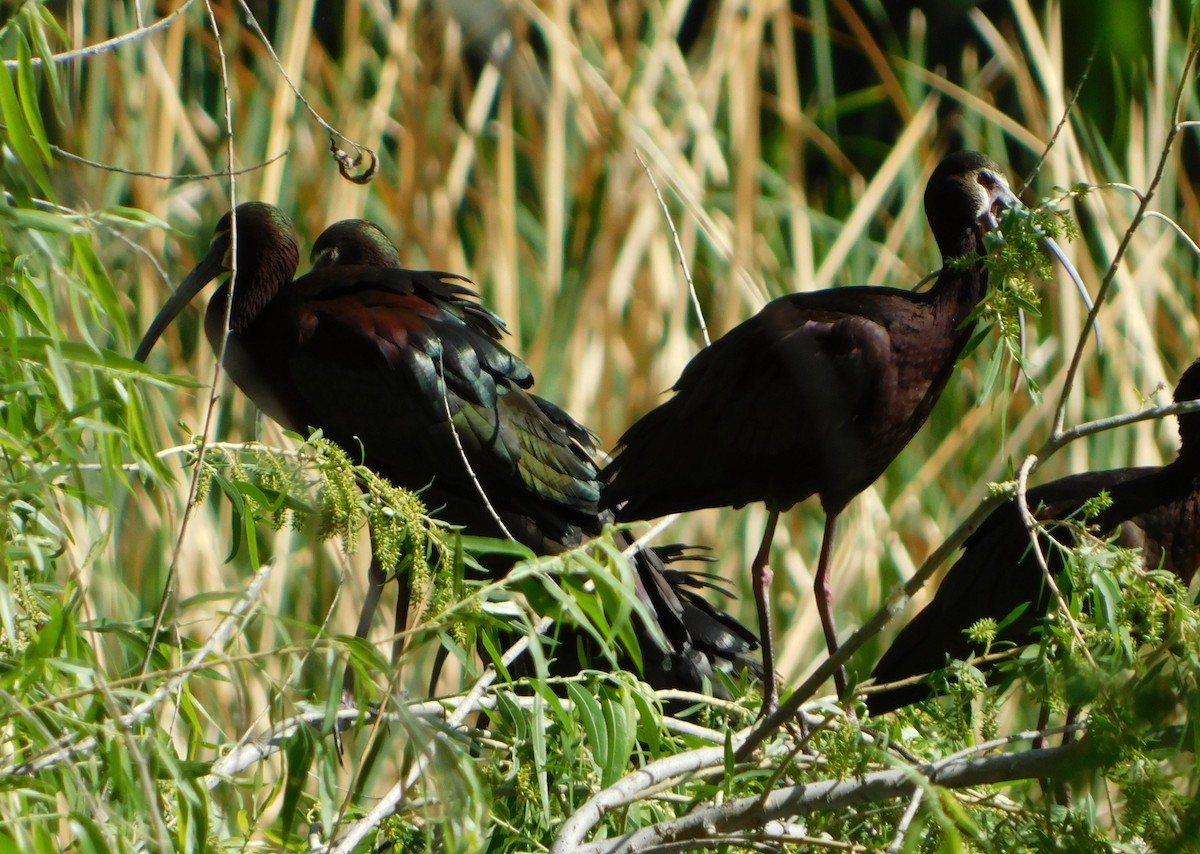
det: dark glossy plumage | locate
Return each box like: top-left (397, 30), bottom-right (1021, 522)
top-left (307, 219), bottom-right (758, 689)
top-left (868, 360), bottom-right (1200, 715)
top-left (135, 208), bottom-right (756, 692)
top-left (603, 151), bottom-right (1004, 518)
top-left (138, 205), bottom-right (598, 554)
top-left (601, 151), bottom-right (1023, 707)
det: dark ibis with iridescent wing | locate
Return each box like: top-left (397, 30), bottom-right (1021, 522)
top-left (601, 151), bottom-right (1091, 710)
top-left (307, 218), bottom-right (759, 689)
top-left (135, 207), bottom-right (757, 693)
top-left (867, 359), bottom-right (1200, 715)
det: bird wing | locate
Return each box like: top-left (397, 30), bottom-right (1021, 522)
top-left (604, 293), bottom-right (896, 516)
top-left (867, 467), bottom-right (1157, 714)
top-left (296, 268), bottom-right (532, 405)
top-left (281, 267), bottom-right (600, 545)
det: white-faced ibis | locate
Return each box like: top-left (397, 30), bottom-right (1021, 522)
top-left (601, 151), bottom-right (1084, 709)
top-left (135, 206), bottom-right (756, 692)
top-left (867, 360), bottom-right (1200, 715)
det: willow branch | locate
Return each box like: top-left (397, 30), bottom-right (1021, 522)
top-left (567, 740), bottom-right (1092, 853)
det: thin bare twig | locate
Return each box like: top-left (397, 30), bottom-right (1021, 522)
top-left (68, 439), bottom-right (301, 473)
top-left (634, 148), bottom-right (709, 347)
top-left (2, 2), bottom-right (193, 68)
top-left (0, 124), bottom-right (287, 180)
top-left (1012, 454), bottom-right (1094, 665)
top-left (49, 141), bottom-right (288, 181)
top-left (859, 647), bottom-right (1022, 698)
top-left (139, 0), bottom-right (242, 679)
top-left (235, 0), bottom-right (377, 183)
top-left (885, 789), bottom-right (923, 854)
top-left (1016, 50), bottom-right (1094, 195)
top-left (1051, 43), bottom-right (1200, 436)
top-left (436, 352), bottom-right (516, 542)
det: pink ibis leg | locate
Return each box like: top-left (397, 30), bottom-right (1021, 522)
top-left (814, 512), bottom-right (848, 699)
top-left (751, 509), bottom-right (781, 714)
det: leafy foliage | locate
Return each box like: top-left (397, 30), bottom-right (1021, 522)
top-left (3, 1), bottom-right (1200, 852)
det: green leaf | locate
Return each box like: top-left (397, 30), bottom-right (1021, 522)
top-left (0, 283), bottom-right (50, 334)
top-left (0, 53), bottom-right (52, 196)
top-left (457, 533), bottom-right (536, 561)
top-left (600, 685), bottom-right (635, 787)
top-left (24, 5), bottom-right (65, 111)
top-left (973, 341), bottom-right (1005, 405)
top-left (494, 689), bottom-right (528, 740)
top-left (1090, 569), bottom-right (1123, 634)
top-left (529, 668), bottom-right (572, 726)
top-left (631, 686), bottom-right (662, 752)
top-left (10, 336), bottom-right (202, 387)
top-left (723, 728), bottom-right (735, 798)
top-left (0, 205), bottom-right (85, 234)
top-left (70, 235), bottom-right (126, 338)
top-left (566, 680), bottom-right (607, 782)
top-left (16, 36), bottom-right (50, 162)
top-left (279, 726), bottom-right (316, 844)
top-left (531, 690), bottom-right (552, 816)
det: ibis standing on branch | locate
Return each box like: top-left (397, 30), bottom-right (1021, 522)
top-left (601, 151), bottom-right (1091, 710)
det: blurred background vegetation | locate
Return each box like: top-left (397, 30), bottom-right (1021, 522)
top-left (2, 0), bottom-right (1200, 850)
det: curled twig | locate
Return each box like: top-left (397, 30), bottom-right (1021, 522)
top-left (1012, 454), bottom-right (1095, 665)
top-left (235, 0), bottom-right (377, 185)
top-left (330, 136), bottom-right (379, 184)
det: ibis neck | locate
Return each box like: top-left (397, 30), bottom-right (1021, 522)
top-left (1176, 437), bottom-right (1200, 473)
top-left (930, 255), bottom-right (989, 319)
top-left (207, 255), bottom-right (295, 336)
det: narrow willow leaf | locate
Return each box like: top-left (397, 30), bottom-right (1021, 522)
top-left (630, 687), bottom-right (661, 752)
top-left (606, 685), bottom-right (636, 787)
top-left (565, 681), bottom-right (607, 781)
top-left (279, 726), bottom-right (316, 844)
top-left (16, 37), bottom-right (51, 161)
top-left (71, 235), bottom-right (125, 337)
top-left (24, 5), bottom-right (65, 111)
top-left (0, 206), bottom-right (84, 234)
top-left (0, 56), bottom-right (52, 196)
top-left (1091, 570), bottom-right (1123, 634)
top-left (0, 284), bottom-right (50, 334)
top-left (531, 690), bottom-right (551, 816)
top-left (11, 337), bottom-right (202, 387)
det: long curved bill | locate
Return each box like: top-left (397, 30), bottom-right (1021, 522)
top-left (982, 190), bottom-right (1101, 354)
top-left (134, 247), bottom-right (227, 362)
top-left (1037, 232), bottom-right (1100, 351)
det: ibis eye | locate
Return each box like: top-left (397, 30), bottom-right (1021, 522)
top-left (977, 171), bottom-right (998, 190)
